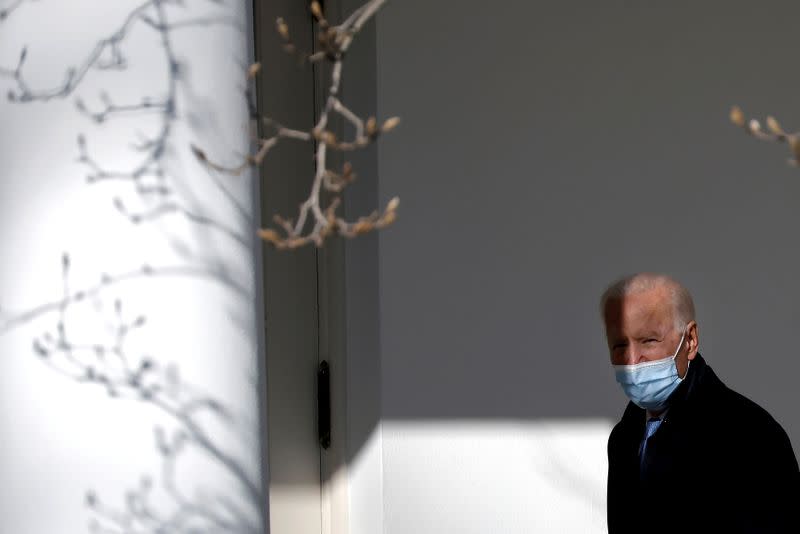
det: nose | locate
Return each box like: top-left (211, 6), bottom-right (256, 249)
top-left (617, 345), bottom-right (644, 366)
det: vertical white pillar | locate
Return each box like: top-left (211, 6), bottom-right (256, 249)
top-left (0, 1), bottom-right (263, 532)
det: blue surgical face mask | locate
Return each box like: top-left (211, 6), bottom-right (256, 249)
top-left (613, 328), bottom-right (688, 411)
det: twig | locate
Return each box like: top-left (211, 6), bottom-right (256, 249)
top-left (195, 0), bottom-right (401, 249)
top-left (730, 106), bottom-right (800, 166)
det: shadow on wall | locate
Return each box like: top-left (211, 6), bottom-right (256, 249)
top-left (0, 1), bottom-right (265, 532)
top-left (2, 256), bottom-right (262, 533)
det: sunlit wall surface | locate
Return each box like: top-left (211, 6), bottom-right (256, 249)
top-left (381, 421), bottom-right (611, 534)
top-left (0, 1), bottom-right (262, 532)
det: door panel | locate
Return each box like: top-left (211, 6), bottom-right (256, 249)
top-left (255, 1), bottom-right (322, 533)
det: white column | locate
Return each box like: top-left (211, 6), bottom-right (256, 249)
top-left (0, 1), bottom-right (263, 532)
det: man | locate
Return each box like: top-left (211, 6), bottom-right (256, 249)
top-left (602, 273), bottom-right (799, 533)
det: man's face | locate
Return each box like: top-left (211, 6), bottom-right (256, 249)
top-left (604, 287), bottom-right (697, 378)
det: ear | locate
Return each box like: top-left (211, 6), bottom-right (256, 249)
top-left (686, 321), bottom-right (699, 361)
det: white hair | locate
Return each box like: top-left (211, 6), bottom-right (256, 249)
top-left (600, 273), bottom-right (695, 332)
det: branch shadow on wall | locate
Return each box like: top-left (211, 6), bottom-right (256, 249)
top-left (0, 1), bottom-right (269, 532)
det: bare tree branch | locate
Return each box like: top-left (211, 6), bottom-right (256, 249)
top-left (730, 106), bottom-right (800, 167)
top-left (195, 0), bottom-right (400, 249)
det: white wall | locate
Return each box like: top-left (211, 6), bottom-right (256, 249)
top-left (0, 1), bottom-right (263, 532)
top-left (382, 421), bottom-right (611, 534)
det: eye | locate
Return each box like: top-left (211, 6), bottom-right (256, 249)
top-left (644, 338), bottom-right (658, 344)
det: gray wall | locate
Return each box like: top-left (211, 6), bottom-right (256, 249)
top-left (375, 0), bottom-right (800, 435)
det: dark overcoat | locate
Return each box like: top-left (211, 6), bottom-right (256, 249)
top-left (608, 354), bottom-right (800, 533)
